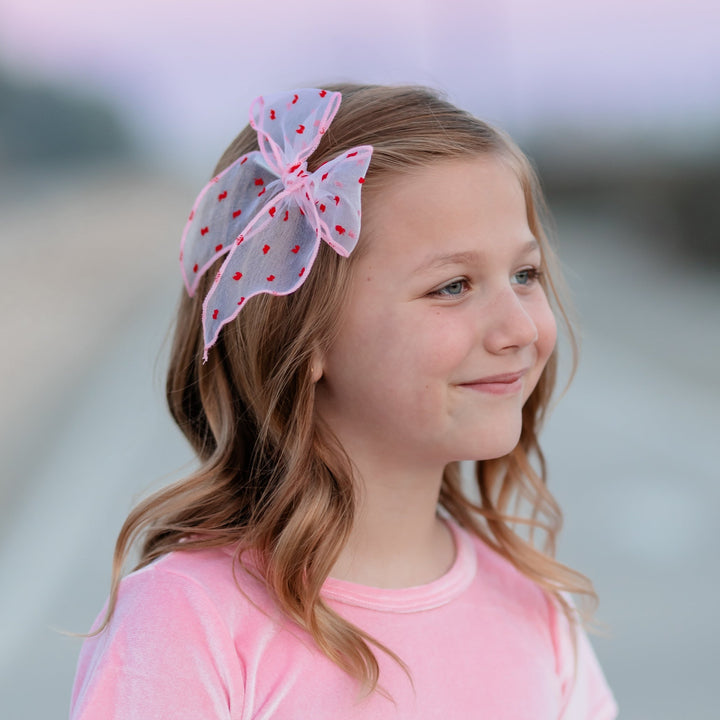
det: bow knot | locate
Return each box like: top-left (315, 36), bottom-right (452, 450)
top-left (281, 160), bottom-right (310, 193)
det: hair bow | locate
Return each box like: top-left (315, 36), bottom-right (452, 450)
top-left (179, 88), bottom-right (373, 361)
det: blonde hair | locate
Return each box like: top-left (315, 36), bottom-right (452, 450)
top-left (104, 83), bottom-right (595, 692)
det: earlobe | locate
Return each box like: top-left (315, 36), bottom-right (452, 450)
top-left (310, 349), bottom-right (325, 383)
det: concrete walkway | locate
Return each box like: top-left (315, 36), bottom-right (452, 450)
top-left (1, 175), bottom-right (718, 718)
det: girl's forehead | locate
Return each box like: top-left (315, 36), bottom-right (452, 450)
top-left (364, 155), bottom-right (523, 217)
top-left (378, 152), bottom-right (518, 188)
top-left (358, 156), bottom-right (531, 264)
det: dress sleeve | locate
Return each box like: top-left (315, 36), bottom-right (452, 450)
top-left (550, 595), bottom-right (619, 720)
top-left (70, 564), bottom-right (244, 720)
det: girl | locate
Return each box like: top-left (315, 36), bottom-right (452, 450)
top-left (70, 85), bottom-right (618, 718)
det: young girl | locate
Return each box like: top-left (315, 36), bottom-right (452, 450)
top-left (70, 85), bottom-right (618, 718)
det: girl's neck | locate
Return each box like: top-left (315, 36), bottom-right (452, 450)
top-left (329, 458), bottom-right (455, 588)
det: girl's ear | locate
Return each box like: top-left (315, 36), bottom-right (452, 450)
top-left (310, 347), bottom-right (325, 383)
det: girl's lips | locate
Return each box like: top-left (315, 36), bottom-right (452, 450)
top-left (459, 369), bottom-right (529, 395)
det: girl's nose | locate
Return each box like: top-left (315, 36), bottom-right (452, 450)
top-left (482, 287), bottom-right (539, 353)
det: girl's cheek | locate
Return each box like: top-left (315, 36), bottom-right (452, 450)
top-left (521, 303), bottom-right (557, 403)
top-left (418, 314), bottom-right (471, 365)
top-left (536, 302), bottom-right (558, 366)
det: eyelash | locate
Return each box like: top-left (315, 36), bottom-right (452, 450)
top-left (512, 267), bottom-right (544, 287)
top-left (431, 267), bottom-right (544, 298)
top-left (431, 278), bottom-right (470, 297)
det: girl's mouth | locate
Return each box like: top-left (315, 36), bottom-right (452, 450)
top-left (459, 368), bottom-right (528, 395)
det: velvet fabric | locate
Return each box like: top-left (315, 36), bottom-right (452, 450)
top-left (71, 520), bottom-right (617, 719)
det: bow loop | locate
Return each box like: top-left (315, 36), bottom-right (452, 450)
top-left (304, 146), bottom-right (373, 257)
top-left (250, 89), bottom-right (341, 175)
top-left (180, 152), bottom-right (280, 297)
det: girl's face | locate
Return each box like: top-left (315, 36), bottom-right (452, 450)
top-left (314, 155), bottom-right (557, 470)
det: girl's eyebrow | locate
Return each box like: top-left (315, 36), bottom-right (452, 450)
top-left (412, 238), bottom-right (539, 274)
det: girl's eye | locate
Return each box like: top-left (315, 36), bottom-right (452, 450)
top-left (512, 267), bottom-right (543, 286)
top-left (432, 279), bottom-right (468, 297)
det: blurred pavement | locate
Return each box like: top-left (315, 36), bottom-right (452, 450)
top-left (0, 172), bottom-right (718, 718)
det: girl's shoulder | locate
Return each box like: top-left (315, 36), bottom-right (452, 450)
top-left (458, 523), bottom-right (618, 718)
top-left (460, 524), bottom-right (580, 656)
top-left (71, 545), bottom-right (273, 718)
top-left (112, 543), bottom-right (275, 629)
top-left (457, 522), bottom-right (553, 618)
top-left (134, 543), bottom-right (247, 593)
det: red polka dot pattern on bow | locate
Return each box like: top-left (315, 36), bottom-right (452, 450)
top-left (179, 88), bottom-right (373, 362)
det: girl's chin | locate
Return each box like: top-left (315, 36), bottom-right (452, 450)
top-left (457, 431), bottom-right (523, 463)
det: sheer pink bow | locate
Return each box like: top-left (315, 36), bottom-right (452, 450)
top-left (179, 88), bottom-right (373, 361)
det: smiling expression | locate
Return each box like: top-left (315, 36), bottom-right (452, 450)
top-left (314, 155), bottom-right (557, 473)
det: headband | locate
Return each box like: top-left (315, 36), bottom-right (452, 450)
top-left (179, 88), bottom-right (373, 361)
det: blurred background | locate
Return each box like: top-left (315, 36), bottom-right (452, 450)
top-left (0, 0), bottom-right (718, 717)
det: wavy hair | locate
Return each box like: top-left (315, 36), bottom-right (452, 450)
top-left (101, 84), bottom-right (595, 692)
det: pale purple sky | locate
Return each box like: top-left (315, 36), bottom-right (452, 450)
top-left (1, 0), bottom-right (718, 168)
